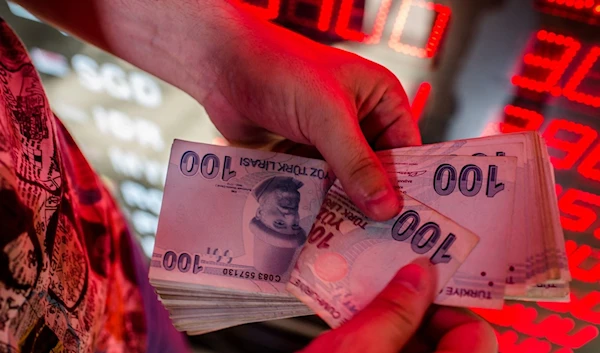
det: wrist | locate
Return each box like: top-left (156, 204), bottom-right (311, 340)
top-left (163, 2), bottom-right (242, 102)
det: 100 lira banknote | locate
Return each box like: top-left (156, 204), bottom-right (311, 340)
top-left (149, 140), bottom-right (334, 294)
top-left (377, 153), bottom-right (518, 308)
top-left (287, 181), bottom-right (480, 327)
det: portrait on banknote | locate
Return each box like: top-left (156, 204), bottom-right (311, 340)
top-left (248, 176), bottom-right (307, 275)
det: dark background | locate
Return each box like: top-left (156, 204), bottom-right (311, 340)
top-left (2, 0), bottom-right (600, 352)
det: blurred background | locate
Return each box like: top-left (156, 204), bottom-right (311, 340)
top-left (2, 0), bottom-right (600, 352)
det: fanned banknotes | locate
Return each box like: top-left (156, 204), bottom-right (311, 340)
top-left (149, 131), bottom-right (569, 335)
top-left (378, 132), bottom-right (570, 302)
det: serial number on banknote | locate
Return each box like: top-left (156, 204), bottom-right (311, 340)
top-left (222, 268), bottom-right (282, 283)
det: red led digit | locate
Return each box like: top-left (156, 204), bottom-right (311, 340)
top-left (558, 189), bottom-right (600, 234)
top-left (515, 312), bottom-right (598, 349)
top-left (546, 0), bottom-right (597, 9)
top-left (545, 318), bottom-right (598, 349)
top-left (574, 291), bottom-right (600, 325)
top-left (511, 30), bottom-right (581, 95)
top-left (237, 0), bottom-right (280, 20)
top-left (387, 0), bottom-right (451, 58)
top-left (556, 183), bottom-right (563, 196)
top-left (286, 0), bottom-right (334, 31)
top-left (578, 142), bottom-right (600, 182)
top-left (563, 46), bottom-right (600, 108)
top-left (542, 119), bottom-right (597, 170)
top-left (569, 241), bottom-right (600, 282)
top-left (545, 0), bottom-right (600, 13)
top-left (495, 329), bottom-right (553, 353)
top-left (410, 82), bottom-right (431, 121)
top-left (539, 288), bottom-right (600, 325)
top-left (500, 105), bottom-right (544, 133)
top-left (481, 301), bottom-right (597, 350)
top-left (335, 0), bottom-right (392, 43)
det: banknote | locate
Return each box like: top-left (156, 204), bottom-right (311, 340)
top-left (376, 154), bottom-right (518, 309)
top-left (149, 139), bottom-right (334, 294)
top-left (379, 141), bottom-right (530, 286)
top-left (287, 181), bottom-right (480, 328)
top-left (149, 133), bottom-right (570, 334)
top-left (380, 132), bottom-right (570, 289)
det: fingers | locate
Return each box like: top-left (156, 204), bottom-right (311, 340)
top-left (299, 262), bottom-right (496, 353)
top-left (419, 306), bottom-right (498, 353)
top-left (312, 102), bottom-right (401, 221)
top-left (369, 107), bottom-right (422, 150)
top-left (358, 85), bottom-right (422, 150)
top-left (329, 259), bottom-right (437, 353)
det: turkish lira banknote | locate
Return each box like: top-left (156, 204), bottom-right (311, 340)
top-left (287, 180), bottom-right (480, 327)
top-left (149, 139), bottom-right (334, 294)
top-left (149, 132), bottom-right (569, 334)
top-left (379, 132), bottom-right (570, 300)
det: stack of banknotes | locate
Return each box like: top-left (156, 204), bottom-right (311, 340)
top-left (148, 131), bottom-right (569, 334)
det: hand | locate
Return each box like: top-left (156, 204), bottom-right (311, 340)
top-left (18, 0), bottom-right (419, 222)
top-left (299, 261), bottom-right (498, 353)
top-left (198, 4), bottom-right (421, 221)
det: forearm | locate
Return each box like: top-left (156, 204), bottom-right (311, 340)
top-left (14, 0), bottom-right (245, 101)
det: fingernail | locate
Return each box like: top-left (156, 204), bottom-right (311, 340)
top-left (391, 262), bottom-right (428, 292)
top-left (365, 188), bottom-right (401, 221)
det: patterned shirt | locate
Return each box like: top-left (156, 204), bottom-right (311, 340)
top-left (0, 18), bottom-right (190, 353)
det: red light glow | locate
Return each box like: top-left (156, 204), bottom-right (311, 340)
top-left (563, 46), bottom-right (600, 108)
top-left (388, 0), bottom-right (451, 58)
top-left (542, 119), bottom-right (597, 170)
top-left (495, 330), bottom-right (557, 353)
top-left (567, 239), bottom-right (600, 281)
top-left (546, 0), bottom-right (597, 9)
top-left (578, 142), bottom-right (600, 182)
top-left (335, 0), bottom-right (392, 43)
top-left (538, 0), bottom-right (600, 24)
top-left (286, 0), bottom-right (335, 31)
top-left (540, 251), bottom-right (600, 323)
top-left (475, 305), bottom-right (598, 349)
top-left (237, 0), bottom-right (281, 20)
top-left (410, 82), bottom-right (431, 121)
top-left (559, 188), bottom-right (600, 235)
top-left (500, 105), bottom-right (544, 133)
top-left (540, 289), bottom-right (600, 325)
top-left (494, 7), bottom-right (600, 353)
top-left (512, 30), bottom-right (581, 94)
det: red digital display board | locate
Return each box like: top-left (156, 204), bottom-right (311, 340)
top-left (487, 2), bottom-right (600, 352)
top-left (237, 0), bottom-right (451, 58)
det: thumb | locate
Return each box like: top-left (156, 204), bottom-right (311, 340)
top-left (312, 108), bottom-right (400, 221)
top-left (339, 259), bottom-right (437, 353)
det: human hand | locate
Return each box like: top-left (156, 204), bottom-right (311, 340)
top-left (198, 3), bottom-right (421, 222)
top-left (15, 0), bottom-right (417, 222)
top-left (298, 261), bottom-right (498, 353)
